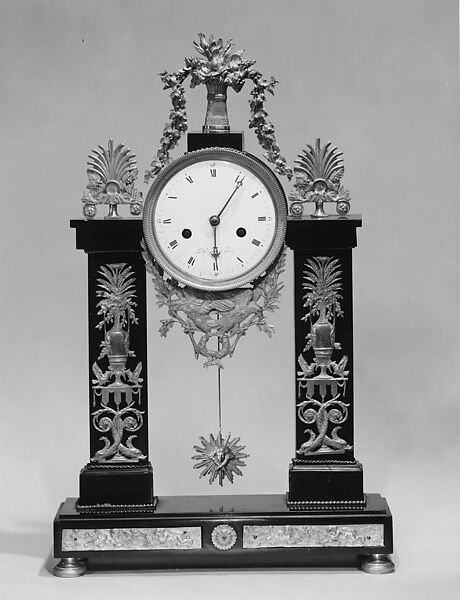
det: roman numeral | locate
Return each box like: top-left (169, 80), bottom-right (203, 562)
top-left (169, 240), bottom-right (178, 249)
top-left (187, 256), bottom-right (195, 266)
top-left (252, 239), bottom-right (261, 246)
top-left (167, 195), bottom-right (177, 199)
top-left (235, 173), bottom-right (245, 184)
top-left (163, 218), bottom-right (172, 224)
top-left (210, 167), bottom-right (216, 177)
top-left (237, 257), bottom-right (244, 264)
top-left (258, 216), bottom-right (267, 221)
top-left (185, 174), bottom-right (193, 184)
top-left (251, 192), bottom-right (260, 198)
top-left (213, 263), bottom-right (218, 271)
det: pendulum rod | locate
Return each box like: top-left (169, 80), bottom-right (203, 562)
top-left (217, 337), bottom-right (222, 434)
top-left (192, 321), bottom-right (248, 485)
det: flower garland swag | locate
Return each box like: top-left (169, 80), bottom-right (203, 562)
top-left (145, 33), bottom-right (293, 183)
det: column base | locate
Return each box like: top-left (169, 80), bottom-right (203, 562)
top-left (78, 461), bottom-right (154, 508)
top-left (288, 459), bottom-right (364, 504)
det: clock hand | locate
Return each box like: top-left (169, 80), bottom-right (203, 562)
top-left (208, 178), bottom-right (244, 230)
top-left (211, 224), bottom-right (220, 270)
top-left (208, 178), bottom-right (244, 271)
top-left (216, 177), bottom-right (245, 220)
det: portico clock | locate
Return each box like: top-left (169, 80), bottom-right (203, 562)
top-left (143, 148), bottom-right (287, 291)
top-left (53, 33), bottom-right (395, 578)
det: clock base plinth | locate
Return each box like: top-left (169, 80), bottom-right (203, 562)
top-left (53, 493), bottom-right (393, 575)
top-left (78, 462), bottom-right (154, 508)
top-left (288, 460), bottom-right (364, 505)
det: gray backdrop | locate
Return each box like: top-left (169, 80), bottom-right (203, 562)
top-left (1, 0), bottom-right (459, 598)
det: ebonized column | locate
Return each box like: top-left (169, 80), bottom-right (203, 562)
top-left (286, 215), bottom-right (364, 507)
top-left (70, 219), bottom-right (154, 508)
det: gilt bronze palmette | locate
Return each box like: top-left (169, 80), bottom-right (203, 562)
top-left (82, 140), bottom-right (143, 219)
top-left (289, 138), bottom-right (351, 217)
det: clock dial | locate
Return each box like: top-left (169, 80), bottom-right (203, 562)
top-left (143, 148), bottom-right (287, 291)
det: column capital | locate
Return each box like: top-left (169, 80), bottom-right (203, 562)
top-left (286, 215), bottom-right (362, 251)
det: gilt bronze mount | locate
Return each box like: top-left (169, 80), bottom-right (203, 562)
top-left (82, 140), bottom-right (143, 219)
top-left (289, 138), bottom-right (351, 218)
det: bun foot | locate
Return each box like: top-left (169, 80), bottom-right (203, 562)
top-left (361, 553), bottom-right (395, 574)
top-left (53, 557), bottom-right (86, 578)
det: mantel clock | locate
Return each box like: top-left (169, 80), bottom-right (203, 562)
top-left (53, 34), bottom-right (394, 577)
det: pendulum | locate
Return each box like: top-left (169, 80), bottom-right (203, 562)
top-left (192, 430), bottom-right (248, 486)
top-left (192, 341), bottom-right (248, 486)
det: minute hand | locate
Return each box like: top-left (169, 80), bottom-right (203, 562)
top-left (216, 178), bottom-right (244, 219)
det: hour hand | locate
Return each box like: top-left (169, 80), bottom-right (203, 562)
top-left (211, 249), bottom-right (219, 271)
top-left (211, 225), bottom-right (219, 271)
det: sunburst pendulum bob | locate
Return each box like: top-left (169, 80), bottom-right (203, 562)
top-left (192, 340), bottom-right (248, 486)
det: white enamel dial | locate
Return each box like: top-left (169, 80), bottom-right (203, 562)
top-left (143, 148), bottom-right (287, 291)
